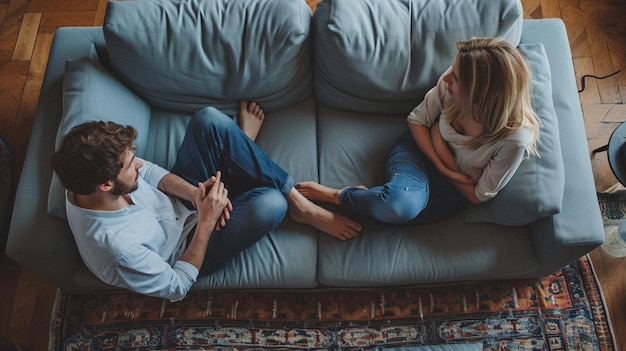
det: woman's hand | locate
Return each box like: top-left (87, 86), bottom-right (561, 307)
top-left (442, 169), bottom-right (476, 185)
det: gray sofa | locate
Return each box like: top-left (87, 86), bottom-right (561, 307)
top-left (7, 0), bottom-right (604, 293)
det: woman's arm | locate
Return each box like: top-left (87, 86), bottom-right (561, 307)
top-left (409, 122), bottom-right (481, 204)
top-left (430, 121), bottom-right (458, 171)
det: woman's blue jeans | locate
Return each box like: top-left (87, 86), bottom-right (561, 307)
top-left (171, 106), bottom-right (293, 275)
top-left (339, 131), bottom-right (468, 225)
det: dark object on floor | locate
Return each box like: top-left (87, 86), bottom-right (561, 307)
top-left (0, 338), bottom-right (22, 351)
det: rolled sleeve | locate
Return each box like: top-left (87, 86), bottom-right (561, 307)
top-left (474, 142), bottom-right (528, 202)
top-left (170, 260), bottom-right (199, 301)
top-left (114, 244), bottom-right (199, 302)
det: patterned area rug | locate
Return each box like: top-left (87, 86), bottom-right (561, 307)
top-left (49, 254), bottom-right (615, 350)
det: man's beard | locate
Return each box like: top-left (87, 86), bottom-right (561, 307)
top-left (111, 178), bottom-right (139, 196)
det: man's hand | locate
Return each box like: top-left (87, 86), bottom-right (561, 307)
top-left (195, 171), bottom-right (231, 230)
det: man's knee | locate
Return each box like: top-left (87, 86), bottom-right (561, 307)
top-left (190, 106), bottom-right (234, 132)
top-left (250, 189), bottom-right (288, 225)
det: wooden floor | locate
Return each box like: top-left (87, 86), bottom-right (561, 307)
top-left (1, 0), bottom-right (625, 349)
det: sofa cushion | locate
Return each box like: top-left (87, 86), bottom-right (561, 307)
top-left (312, 0), bottom-right (523, 114)
top-left (48, 58), bottom-right (151, 219)
top-left (462, 43), bottom-right (564, 225)
top-left (103, 0), bottom-right (312, 115)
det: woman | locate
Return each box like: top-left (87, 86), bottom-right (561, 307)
top-left (296, 37), bottom-right (541, 225)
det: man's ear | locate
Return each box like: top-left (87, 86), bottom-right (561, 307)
top-left (97, 180), bottom-right (114, 192)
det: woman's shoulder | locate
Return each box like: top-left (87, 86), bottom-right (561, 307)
top-left (502, 126), bottom-right (534, 145)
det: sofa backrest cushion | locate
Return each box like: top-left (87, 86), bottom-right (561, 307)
top-left (103, 0), bottom-right (312, 115)
top-left (462, 43), bottom-right (565, 225)
top-left (312, 0), bottom-right (523, 114)
top-left (48, 58), bottom-right (152, 219)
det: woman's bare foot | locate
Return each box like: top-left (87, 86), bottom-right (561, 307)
top-left (239, 100), bottom-right (265, 142)
top-left (286, 189), bottom-right (362, 241)
top-left (295, 182), bottom-right (367, 205)
top-left (295, 181), bottom-right (341, 204)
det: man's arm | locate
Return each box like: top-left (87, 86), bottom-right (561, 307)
top-left (157, 173), bottom-right (197, 203)
top-left (158, 171), bottom-right (232, 229)
top-left (178, 172), bottom-right (230, 270)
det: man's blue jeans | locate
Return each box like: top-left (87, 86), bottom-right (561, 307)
top-left (339, 131), bottom-right (468, 225)
top-left (172, 106), bottom-right (293, 275)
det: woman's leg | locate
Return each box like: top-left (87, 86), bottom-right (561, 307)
top-left (339, 131), bottom-right (468, 224)
top-left (338, 132), bottom-right (429, 224)
top-left (171, 106), bottom-right (295, 198)
top-left (199, 187), bottom-right (287, 275)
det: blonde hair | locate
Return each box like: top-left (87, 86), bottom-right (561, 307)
top-left (444, 37), bottom-right (540, 155)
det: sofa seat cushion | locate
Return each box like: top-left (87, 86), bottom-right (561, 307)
top-left (48, 58), bottom-right (152, 219)
top-left (103, 0), bottom-right (312, 115)
top-left (317, 209), bottom-right (539, 287)
top-left (312, 0), bottom-right (523, 114)
top-left (315, 107), bottom-right (540, 286)
top-left (462, 43), bottom-right (565, 225)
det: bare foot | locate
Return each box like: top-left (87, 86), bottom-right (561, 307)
top-left (286, 189), bottom-right (362, 241)
top-left (239, 100), bottom-right (265, 142)
top-left (295, 181), bottom-right (367, 205)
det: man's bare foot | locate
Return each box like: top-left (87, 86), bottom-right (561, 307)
top-left (295, 182), bottom-right (367, 205)
top-left (287, 189), bottom-right (361, 241)
top-left (239, 100), bottom-right (265, 142)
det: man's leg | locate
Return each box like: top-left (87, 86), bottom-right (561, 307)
top-left (171, 106), bottom-right (295, 198)
top-left (199, 187), bottom-right (287, 275)
top-left (173, 104), bottom-right (362, 241)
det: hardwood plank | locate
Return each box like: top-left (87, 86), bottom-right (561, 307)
top-left (0, 3), bottom-right (8, 27)
top-left (28, 26), bottom-right (54, 79)
top-left (6, 268), bottom-right (41, 347)
top-left (0, 59), bottom-right (28, 75)
top-left (521, 0), bottom-right (541, 19)
top-left (575, 57), bottom-right (602, 104)
top-left (26, 0), bottom-right (98, 13)
top-left (28, 280), bottom-right (57, 351)
top-left (594, 250), bottom-right (626, 351)
top-left (94, 0), bottom-right (108, 26)
top-left (0, 0), bottom-right (26, 56)
top-left (581, 0), bottom-right (622, 104)
top-left (539, 0), bottom-right (561, 19)
top-left (0, 86), bottom-right (23, 153)
top-left (0, 74), bottom-right (24, 91)
top-left (11, 76), bottom-right (42, 174)
top-left (0, 257), bottom-right (20, 338)
top-left (40, 11), bottom-right (96, 27)
top-left (12, 12), bottom-right (41, 61)
top-left (558, 0), bottom-right (590, 58)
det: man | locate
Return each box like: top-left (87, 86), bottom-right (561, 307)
top-left (53, 101), bottom-right (361, 301)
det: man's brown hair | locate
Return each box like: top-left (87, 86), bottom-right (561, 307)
top-left (53, 121), bottom-right (137, 195)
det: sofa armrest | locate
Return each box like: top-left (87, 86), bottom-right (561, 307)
top-left (520, 19), bottom-right (604, 274)
top-left (6, 27), bottom-right (108, 293)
